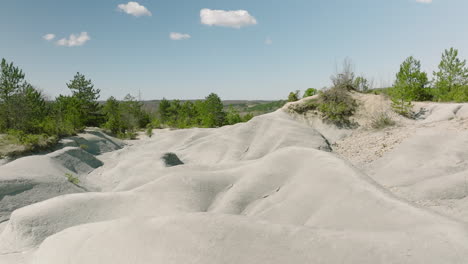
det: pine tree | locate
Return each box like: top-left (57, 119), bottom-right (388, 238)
top-left (0, 58), bottom-right (27, 130)
top-left (390, 56), bottom-right (429, 116)
top-left (433, 48), bottom-right (468, 102)
top-left (66, 72), bottom-right (102, 126)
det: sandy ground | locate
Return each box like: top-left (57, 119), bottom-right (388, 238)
top-left (1, 95), bottom-right (468, 263)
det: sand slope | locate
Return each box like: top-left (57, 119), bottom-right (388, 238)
top-left (1, 101), bottom-right (468, 263)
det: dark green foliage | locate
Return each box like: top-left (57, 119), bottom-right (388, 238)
top-left (102, 96), bottom-right (123, 134)
top-left (199, 93), bottom-right (226, 127)
top-left (433, 48), bottom-right (468, 102)
top-left (66, 72), bottom-right (103, 127)
top-left (51, 95), bottom-right (83, 135)
top-left (303, 88), bottom-right (318, 98)
top-left (0, 58), bottom-right (26, 123)
top-left (288, 90), bottom-right (300, 102)
top-left (158, 98), bottom-right (171, 123)
top-left (102, 94), bottom-right (150, 139)
top-left (155, 93), bottom-right (251, 129)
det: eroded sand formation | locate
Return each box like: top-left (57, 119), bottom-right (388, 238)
top-left (1, 94), bottom-right (468, 264)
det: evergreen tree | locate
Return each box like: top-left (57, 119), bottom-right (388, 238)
top-left (66, 72), bottom-right (102, 126)
top-left (158, 98), bottom-right (171, 123)
top-left (0, 58), bottom-right (27, 130)
top-left (288, 91), bottom-right (300, 102)
top-left (390, 56), bottom-right (429, 116)
top-left (433, 48), bottom-right (468, 102)
top-left (199, 93), bottom-right (226, 127)
top-left (12, 84), bottom-right (47, 133)
top-left (102, 96), bottom-right (123, 134)
top-left (54, 95), bottom-right (83, 132)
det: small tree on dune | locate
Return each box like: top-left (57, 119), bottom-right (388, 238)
top-left (433, 48), bottom-right (468, 102)
top-left (390, 56), bottom-right (429, 117)
top-left (303, 88), bottom-right (317, 98)
top-left (200, 93), bottom-right (226, 127)
top-left (288, 90), bottom-right (300, 102)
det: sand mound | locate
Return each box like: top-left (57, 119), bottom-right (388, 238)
top-left (2, 100), bottom-right (468, 263)
top-left (58, 128), bottom-right (125, 155)
top-left (33, 214), bottom-right (468, 264)
top-left (0, 129), bottom-right (122, 224)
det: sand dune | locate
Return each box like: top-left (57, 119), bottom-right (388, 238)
top-left (1, 96), bottom-right (468, 263)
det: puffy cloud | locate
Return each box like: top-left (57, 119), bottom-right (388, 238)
top-left (416, 0), bottom-right (432, 3)
top-left (200, 8), bottom-right (257, 28)
top-left (42, 34), bottom-right (55, 41)
top-left (117, 2), bottom-right (152, 17)
top-left (170, 32), bottom-right (191, 40)
top-left (57, 32), bottom-right (90, 47)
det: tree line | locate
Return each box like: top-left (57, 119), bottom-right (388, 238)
top-left (390, 47), bottom-right (468, 115)
top-left (287, 47), bottom-right (468, 118)
top-left (157, 95), bottom-right (253, 129)
top-left (0, 58), bottom-right (252, 147)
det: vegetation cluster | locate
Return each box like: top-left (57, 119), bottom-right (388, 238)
top-left (390, 48), bottom-right (468, 116)
top-left (289, 47), bottom-right (468, 126)
top-left (0, 58), bottom-right (253, 154)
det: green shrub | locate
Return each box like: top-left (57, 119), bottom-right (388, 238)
top-left (65, 173), bottom-right (80, 185)
top-left (225, 106), bottom-right (242, 125)
top-left (5, 130), bottom-right (58, 154)
top-left (370, 113), bottom-right (396, 129)
top-left (318, 87), bottom-right (358, 127)
top-left (151, 118), bottom-right (161, 129)
top-left (303, 88), bottom-right (318, 98)
top-left (288, 91), bottom-right (300, 102)
top-left (117, 131), bottom-right (137, 140)
top-left (242, 113), bottom-right (254, 122)
top-left (146, 123), bottom-right (153, 138)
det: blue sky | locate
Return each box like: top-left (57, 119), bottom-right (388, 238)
top-left (1, 0), bottom-right (467, 100)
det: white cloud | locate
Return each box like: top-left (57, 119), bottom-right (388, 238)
top-left (57, 32), bottom-right (90, 47)
top-left (170, 32), bottom-right (191, 40)
top-left (416, 0), bottom-right (432, 3)
top-left (117, 2), bottom-right (152, 17)
top-left (200, 8), bottom-right (257, 28)
top-left (265, 37), bottom-right (273, 45)
top-left (42, 33), bottom-right (55, 41)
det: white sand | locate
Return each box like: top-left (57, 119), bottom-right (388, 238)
top-left (1, 99), bottom-right (468, 263)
